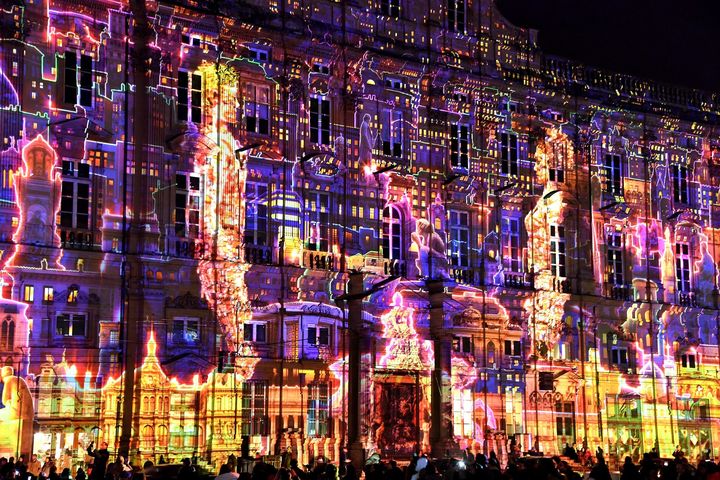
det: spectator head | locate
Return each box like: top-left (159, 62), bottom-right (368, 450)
top-left (220, 464), bottom-right (232, 474)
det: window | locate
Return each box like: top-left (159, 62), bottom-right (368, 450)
top-left (307, 325), bottom-right (330, 347)
top-left (672, 164), bottom-right (689, 204)
top-left (382, 206), bottom-right (403, 260)
top-left (0, 317), bottom-right (15, 350)
top-left (67, 286), bottom-right (79, 304)
top-left (681, 353), bottom-right (697, 369)
top-left (43, 286), bottom-right (54, 304)
top-left (23, 285), bottom-right (34, 303)
top-left (244, 84), bottom-right (270, 135)
top-left (450, 124), bottom-right (470, 169)
top-left (610, 347), bottom-right (629, 367)
top-left (109, 330), bottom-right (119, 346)
top-left (447, 0), bottom-right (466, 33)
top-left (675, 242), bottom-right (691, 292)
top-left (554, 402), bottom-right (574, 437)
top-left (309, 96), bottom-right (331, 145)
top-left (380, 0), bottom-right (400, 17)
top-left (56, 314), bottom-right (86, 337)
top-left (175, 173), bottom-right (201, 238)
top-left (453, 336), bottom-right (472, 354)
top-left (248, 46), bottom-right (270, 62)
top-left (172, 317), bottom-right (200, 345)
top-left (603, 154), bottom-right (622, 196)
top-left (305, 192), bottom-right (330, 252)
top-left (178, 71), bottom-right (202, 123)
top-left (607, 231), bottom-right (624, 285)
top-left (448, 210), bottom-right (470, 267)
top-left (502, 217), bottom-right (522, 273)
top-left (550, 224), bottom-right (566, 277)
top-left (60, 180), bottom-right (90, 229)
top-left (453, 388), bottom-right (473, 438)
top-left (79, 54), bottom-right (93, 106)
top-left (245, 182), bottom-right (268, 246)
top-left (243, 323), bottom-right (267, 343)
top-left (504, 340), bottom-right (521, 356)
top-left (307, 383), bottom-right (329, 437)
top-left (312, 63), bottom-right (330, 75)
top-left (500, 132), bottom-right (518, 176)
top-left (385, 77), bottom-right (405, 90)
top-left (64, 51), bottom-right (78, 104)
top-left (382, 110), bottom-right (403, 158)
top-left (242, 381), bottom-right (268, 436)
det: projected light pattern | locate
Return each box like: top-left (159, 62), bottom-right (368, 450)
top-left (2, 0), bottom-right (720, 470)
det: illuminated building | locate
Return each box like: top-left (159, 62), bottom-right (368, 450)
top-left (1, 0), bottom-right (720, 471)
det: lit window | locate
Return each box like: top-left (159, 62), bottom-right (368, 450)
top-left (43, 286), bottom-right (54, 304)
top-left (0, 317), bottom-right (15, 350)
top-left (382, 206), bottom-right (403, 260)
top-left (109, 330), bottom-right (119, 345)
top-left (307, 383), bottom-right (329, 437)
top-left (67, 286), bottom-right (79, 304)
top-left (448, 210), bottom-right (470, 268)
top-left (309, 96), bottom-right (331, 145)
top-left (550, 224), bottom-right (566, 277)
top-left (23, 285), bottom-right (34, 303)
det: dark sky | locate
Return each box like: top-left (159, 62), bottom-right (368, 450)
top-left (495, 0), bottom-right (720, 92)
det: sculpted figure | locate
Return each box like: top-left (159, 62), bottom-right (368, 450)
top-left (358, 113), bottom-right (377, 172)
top-left (411, 219), bottom-right (449, 279)
top-left (0, 366), bottom-right (34, 456)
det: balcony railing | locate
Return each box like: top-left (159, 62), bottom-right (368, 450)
top-left (503, 272), bottom-right (532, 289)
top-left (303, 250), bottom-right (335, 271)
top-left (605, 283), bottom-right (633, 301)
top-left (677, 291), bottom-right (697, 307)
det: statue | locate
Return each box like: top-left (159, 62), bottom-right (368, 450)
top-left (358, 113), bottom-right (377, 173)
top-left (411, 219), bottom-right (449, 280)
top-left (0, 366), bottom-right (34, 456)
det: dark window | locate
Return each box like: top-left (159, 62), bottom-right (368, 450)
top-left (383, 110), bottom-right (403, 158)
top-left (500, 132), bottom-right (518, 175)
top-left (56, 314), bottom-right (86, 337)
top-left (675, 243), bottom-right (691, 292)
top-left (502, 217), bottom-right (522, 273)
top-left (307, 383), bottom-right (329, 437)
top-left (447, 0), bottom-right (466, 33)
top-left (242, 381), bottom-right (268, 436)
top-left (607, 231), bottom-right (624, 285)
top-left (382, 206), bottom-right (403, 260)
top-left (450, 124), bottom-right (470, 169)
top-left (449, 210), bottom-right (470, 267)
top-left (603, 154), bottom-right (623, 196)
top-left (550, 225), bottom-right (566, 277)
top-left (381, 0), bottom-right (400, 16)
top-left (79, 54), bottom-right (93, 106)
top-left (64, 51), bottom-right (78, 104)
top-left (308, 326), bottom-right (329, 346)
top-left (310, 97), bottom-right (331, 145)
top-left (672, 164), bottom-right (689, 204)
top-left (245, 84), bottom-right (270, 135)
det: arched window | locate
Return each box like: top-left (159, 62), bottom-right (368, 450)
top-left (382, 206), bottom-right (403, 260)
top-left (157, 425), bottom-right (169, 447)
top-left (0, 316), bottom-right (14, 350)
top-left (487, 341), bottom-right (496, 367)
top-left (141, 425), bottom-right (154, 449)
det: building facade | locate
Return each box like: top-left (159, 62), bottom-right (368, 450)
top-left (1, 0), bottom-right (720, 470)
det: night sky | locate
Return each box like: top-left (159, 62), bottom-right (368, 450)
top-left (495, 0), bottom-right (720, 93)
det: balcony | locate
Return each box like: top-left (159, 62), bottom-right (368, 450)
top-left (605, 283), bottom-right (633, 301)
top-left (677, 291), bottom-right (697, 307)
top-left (303, 250), bottom-right (335, 271)
top-left (451, 267), bottom-right (477, 286)
top-left (503, 272), bottom-right (532, 289)
top-left (60, 230), bottom-right (96, 250)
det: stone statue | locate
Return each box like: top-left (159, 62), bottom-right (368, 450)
top-left (358, 113), bottom-right (377, 172)
top-left (0, 366), bottom-right (34, 456)
top-left (411, 219), bottom-right (449, 280)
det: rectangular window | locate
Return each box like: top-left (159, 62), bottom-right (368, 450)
top-left (449, 210), bottom-right (470, 268)
top-left (447, 0), bottom-right (466, 33)
top-left (109, 330), bottom-right (119, 345)
top-left (243, 323), bottom-right (267, 343)
top-left (248, 46), bottom-right (270, 62)
top-left (610, 347), bottom-right (628, 367)
top-left (380, 0), bottom-right (400, 17)
top-left (245, 182), bottom-right (268, 246)
top-left (607, 231), bottom-right (624, 285)
top-left (175, 173), bottom-right (201, 238)
top-left (245, 84), bottom-right (270, 135)
top-left (453, 336), bottom-right (473, 354)
top-left (382, 206), bottom-right (403, 260)
top-left (307, 325), bottom-right (330, 346)
top-left (64, 51), bottom-right (78, 104)
top-left (450, 124), bottom-right (470, 169)
top-left (56, 314), bottom-right (86, 337)
top-left (681, 354), bottom-right (697, 369)
top-left (672, 164), bottom-right (689, 204)
top-left (305, 192), bottom-right (330, 252)
top-left (504, 340), bottom-right (521, 356)
top-left (603, 154), bottom-right (622, 196)
top-left (23, 285), bottom-right (34, 303)
top-left (500, 132), bottom-right (519, 176)
top-left (453, 388), bottom-right (473, 438)
top-left (675, 242), bottom-right (691, 292)
top-left (178, 71), bottom-right (202, 123)
top-left (550, 224), bottom-right (566, 277)
top-left (309, 96), bottom-right (331, 145)
top-left (79, 54), bottom-right (93, 106)
top-left (67, 287), bottom-right (78, 304)
top-left (307, 383), bottom-right (329, 437)
top-left (242, 381), bottom-right (268, 436)
top-left (382, 110), bottom-right (403, 158)
top-left (502, 217), bottom-right (522, 273)
top-left (43, 286), bottom-right (54, 304)
top-left (172, 316), bottom-right (200, 345)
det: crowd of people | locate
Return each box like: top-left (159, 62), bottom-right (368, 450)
top-left (2, 444), bottom-right (720, 480)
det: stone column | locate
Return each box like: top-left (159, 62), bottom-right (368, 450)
top-left (346, 271), bottom-right (366, 469)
